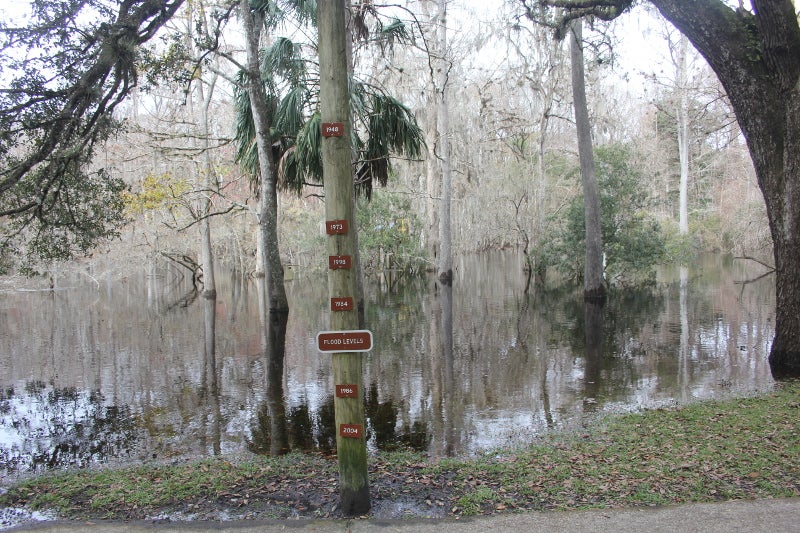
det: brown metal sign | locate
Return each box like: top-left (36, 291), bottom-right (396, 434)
top-left (335, 384), bottom-right (359, 398)
top-left (328, 255), bottom-right (352, 270)
top-left (339, 423), bottom-right (363, 438)
top-left (331, 297), bottom-right (354, 311)
top-left (317, 330), bottom-right (373, 352)
top-left (322, 122), bottom-right (345, 137)
top-left (325, 219), bottom-right (348, 235)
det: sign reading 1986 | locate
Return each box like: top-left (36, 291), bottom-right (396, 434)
top-left (317, 330), bottom-right (373, 353)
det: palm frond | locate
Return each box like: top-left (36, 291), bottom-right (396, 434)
top-left (281, 0), bottom-right (317, 26)
top-left (354, 92), bottom-right (425, 198)
top-left (349, 78), bottom-right (369, 122)
top-left (379, 19), bottom-right (410, 45)
top-left (283, 112), bottom-right (323, 191)
top-left (232, 75), bottom-right (260, 188)
top-left (275, 86), bottom-right (307, 137)
top-left (248, 0), bottom-right (284, 28)
top-left (261, 37), bottom-right (307, 87)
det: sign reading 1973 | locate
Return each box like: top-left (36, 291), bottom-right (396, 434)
top-left (326, 219), bottom-right (348, 235)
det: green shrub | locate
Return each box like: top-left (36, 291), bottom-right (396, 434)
top-left (541, 143), bottom-right (666, 288)
top-left (356, 190), bottom-right (426, 273)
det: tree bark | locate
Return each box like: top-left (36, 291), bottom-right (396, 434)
top-left (318, 0), bottom-right (370, 515)
top-left (569, 20), bottom-right (605, 302)
top-left (239, 0), bottom-right (288, 313)
top-left (420, 0), bottom-right (441, 269)
top-left (649, 0), bottom-right (800, 376)
top-left (435, 0), bottom-right (453, 286)
top-left (196, 55), bottom-right (218, 299)
top-left (675, 34), bottom-right (690, 236)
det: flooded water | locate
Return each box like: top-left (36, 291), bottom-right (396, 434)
top-left (0, 252), bottom-right (776, 481)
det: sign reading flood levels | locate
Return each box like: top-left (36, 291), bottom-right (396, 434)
top-left (317, 330), bottom-right (373, 353)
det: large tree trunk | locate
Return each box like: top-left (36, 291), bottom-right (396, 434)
top-left (197, 67), bottom-right (218, 299)
top-left (675, 34), bottom-right (691, 236)
top-left (318, 0), bottom-right (370, 515)
top-left (569, 20), bottom-right (605, 302)
top-left (343, 0), bottom-right (366, 328)
top-left (420, 0), bottom-right (442, 269)
top-left (240, 0), bottom-right (288, 313)
top-left (435, 0), bottom-right (453, 286)
top-left (651, 0), bottom-right (800, 376)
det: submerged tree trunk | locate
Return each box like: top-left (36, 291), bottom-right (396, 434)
top-left (434, 0), bottom-right (453, 285)
top-left (675, 33), bottom-right (691, 236)
top-left (197, 69), bottom-right (218, 299)
top-left (420, 0), bottom-right (441, 269)
top-left (569, 20), bottom-right (605, 302)
top-left (650, 0), bottom-right (800, 377)
top-left (240, 0), bottom-right (288, 313)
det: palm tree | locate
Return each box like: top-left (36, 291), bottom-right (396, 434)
top-left (233, 10), bottom-right (424, 311)
top-left (234, 39), bottom-right (424, 197)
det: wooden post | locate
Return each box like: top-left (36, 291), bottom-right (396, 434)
top-left (317, 0), bottom-right (370, 516)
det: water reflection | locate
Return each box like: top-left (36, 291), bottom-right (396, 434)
top-left (0, 382), bottom-right (139, 475)
top-left (200, 293), bottom-right (221, 455)
top-left (0, 253), bottom-right (776, 479)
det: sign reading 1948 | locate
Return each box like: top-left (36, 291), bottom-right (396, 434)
top-left (322, 122), bottom-right (345, 137)
top-left (317, 330), bottom-right (373, 353)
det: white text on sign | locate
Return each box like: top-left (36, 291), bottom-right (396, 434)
top-left (322, 122), bottom-right (345, 137)
top-left (316, 330), bottom-right (373, 352)
top-left (339, 424), bottom-right (363, 438)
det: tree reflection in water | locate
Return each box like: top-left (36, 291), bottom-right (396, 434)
top-left (0, 382), bottom-right (139, 476)
top-left (0, 252), bottom-right (777, 476)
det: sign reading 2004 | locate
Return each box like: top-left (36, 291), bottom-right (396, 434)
top-left (317, 330), bottom-right (373, 353)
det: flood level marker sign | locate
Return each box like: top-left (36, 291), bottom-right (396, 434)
top-left (317, 330), bottom-right (373, 353)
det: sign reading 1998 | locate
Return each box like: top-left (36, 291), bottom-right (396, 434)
top-left (317, 330), bottom-right (373, 353)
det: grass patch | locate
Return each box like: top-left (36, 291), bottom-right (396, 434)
top-left (1, 382), bottom-right (798, 520)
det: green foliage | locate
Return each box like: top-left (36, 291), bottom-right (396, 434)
top-left (138, 33), bottom-right (194, 90)
top-left (662, 221), bottom-right (700, 263)
top-left (232, 21), bottom-right (424, 199)
top-left (0, 0), bottom-right (182, 270)
top-left (356, 190), bottom-right (425, 273)
top-left (542, 143), bottom-right (666, 288)
top-left (0, 165), bottom-right (128, 276)
top-left (121, 173), bottom-right (190, 215)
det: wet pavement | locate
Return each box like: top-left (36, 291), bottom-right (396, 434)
top-left (5, 497), bottom-right (800, 532)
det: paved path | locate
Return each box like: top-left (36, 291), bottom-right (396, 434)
top-left (5, 498), bottom-right (800, 532)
